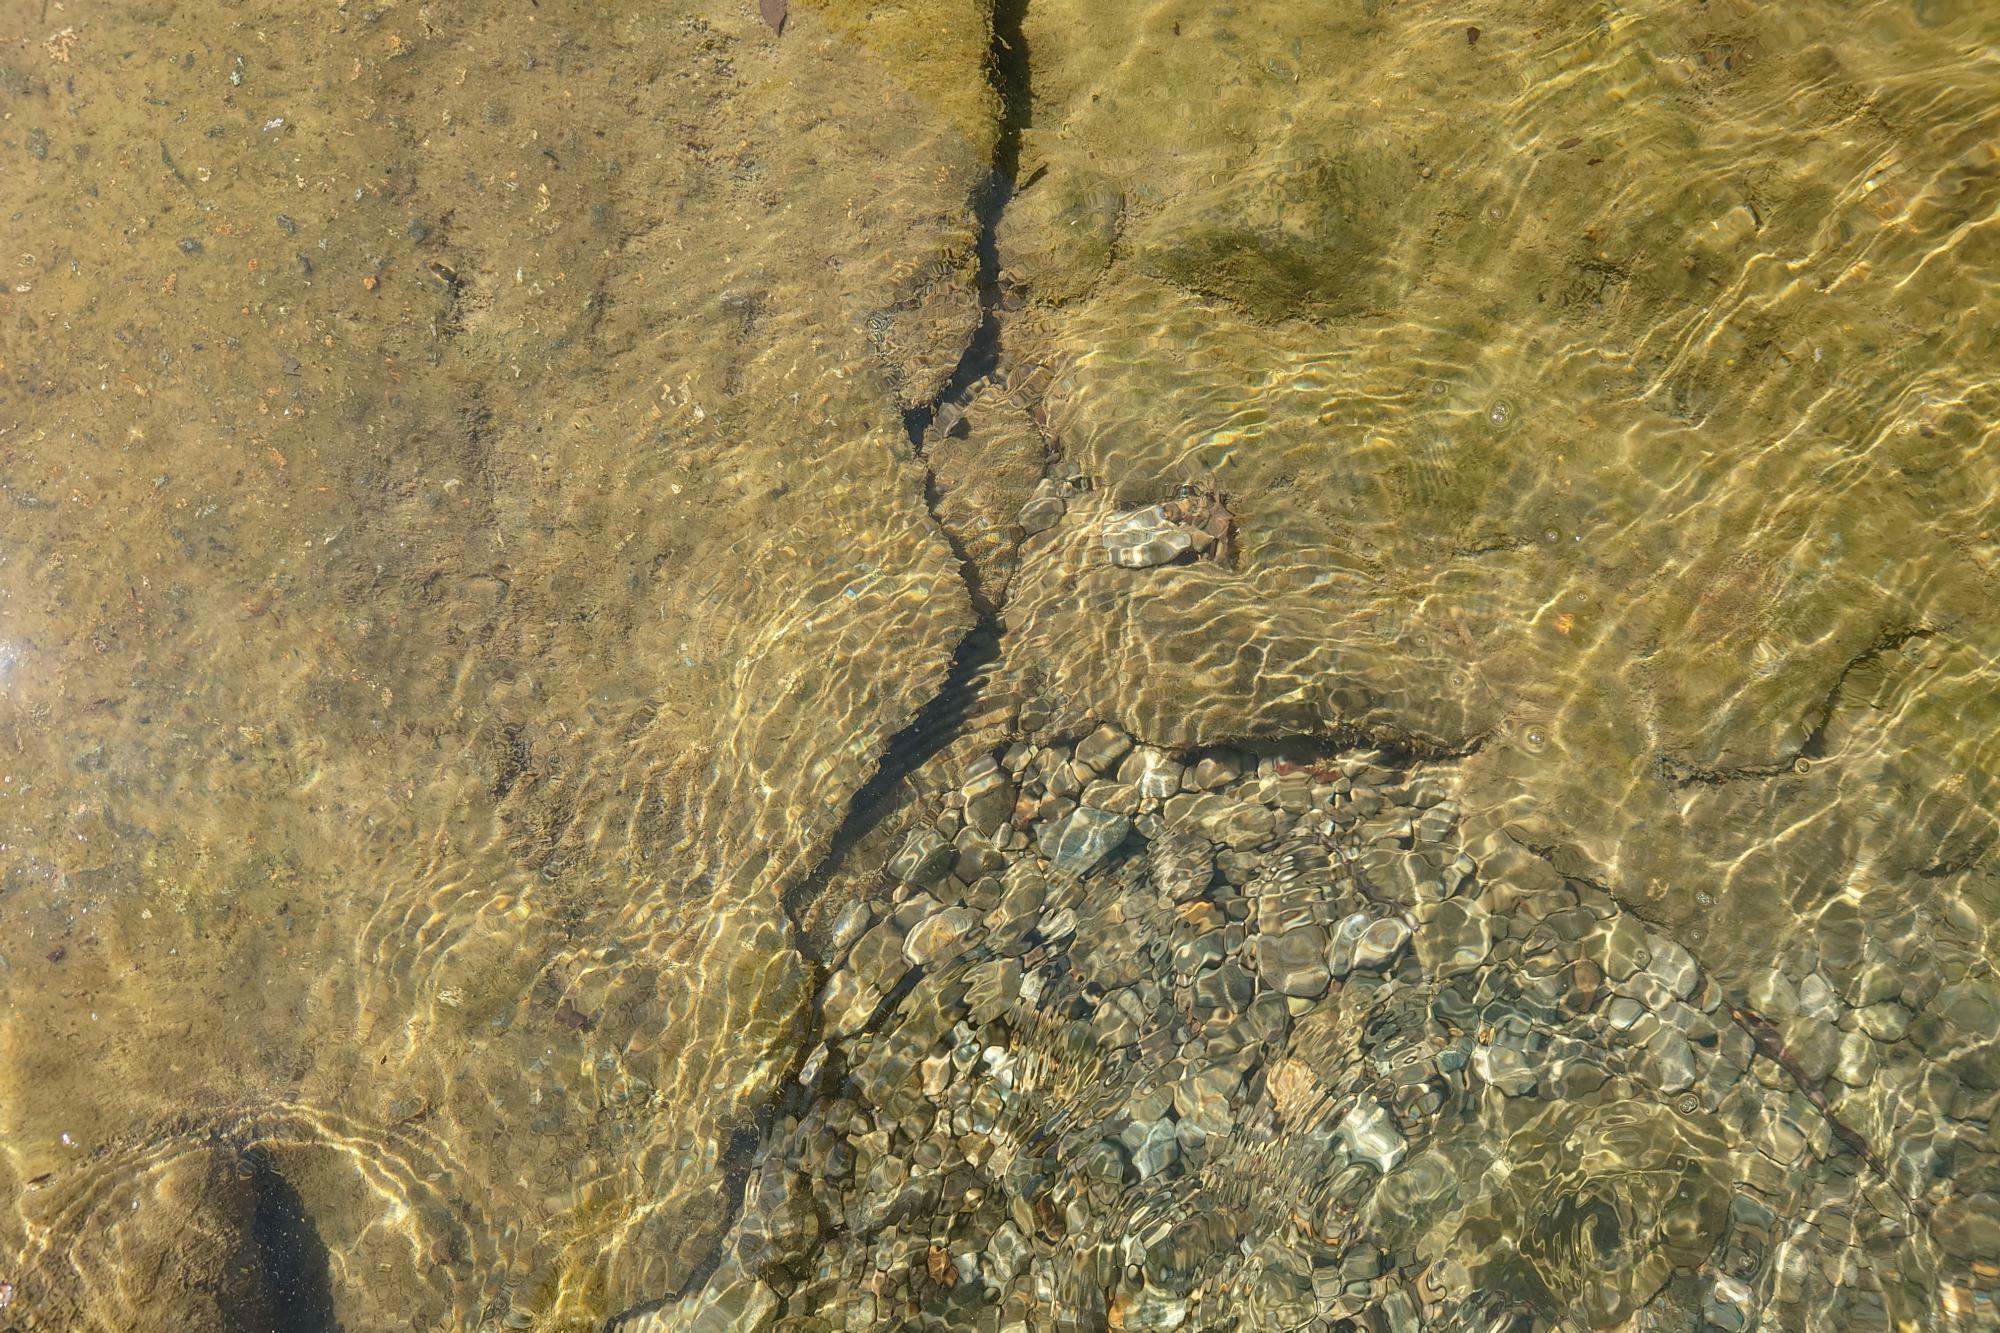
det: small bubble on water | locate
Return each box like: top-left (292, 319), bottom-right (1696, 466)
top-left (1523, 727), bottom-right (1549, 754)
top-left (1543, 527), bottom-right (1561, 544)
top-left (1677, 1093), bottom-right (1701, 1115)
top-left (1487, 397), bottom-right (1515, 428)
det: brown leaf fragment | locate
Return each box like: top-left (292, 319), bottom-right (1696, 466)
top-left (758, 0), bottom-right (787, 35)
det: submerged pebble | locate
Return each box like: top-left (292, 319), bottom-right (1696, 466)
top-left (675, 728), bottom-right (1992, 1333)
top-left (1102, 504), bottom-right (1197, 567)
top-left (1041, 805), bottom-right (1131, 876)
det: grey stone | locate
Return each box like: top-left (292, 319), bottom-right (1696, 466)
top-left (1192, 960), bottom-right (1256, 1015)
top-left (1600, 913), bottom-right (1650, 980)
top-left (1041, 806), bottom-right (1132, 877)
top-left (1900, 961), bottom-right (1943, 1014)
top-left (1074, 724), bottom-right (1133, 773)
top-left (1037, 748), bottom-right (1083, 797)
top-left (818, 967), bottom-right (882, 1041)
top-left (887, 827), bottom-right (954, 887)
top-left (1782, 1015), bottom-right (1840, 1083)
top-left (1606, 996), bottom-right (1646, 1032)
top-left (994, 863), bottom-right (1046, 920)
top-left (1352, 917), bottom-right (1412, 971)
top-left (852, 1153), bottom-right (911, 1231)
top-left (1174, 1064), bottom-right (1239, 1136)
top-left (678, 1275), bottom-right (781, 1333)
top-left (1336, 1096), bottom-right (1407, 1171)
top-left (1912, 980), bottom-right (2000, 1051)
top-left (1174, 931), bottom-right (1226, 977)
top-left (986, 1222), bottom-right (1031, 1283)
top-left (1653, 999), bottom-right (1700, 1036)
top-left (1150, 831), bottom-right (1216, 902)
top-left (1555, 1059), bottom-right (1610, 1097)
top-left (904, 906), bottom-right (984, 966)
top-left (1854, 1000), bottom-right (1911, 1042)
top-left (1078, 779), bottom-right (1143, 815)
top-left (1191, 754), bottom-right (1242, 789)
top-left (1848, 958), bottom-right (1902, 1008)
top-left (1754, 1105), bottom-right (1812, 1165)
top-left (1930, 1192), bottom-right (2000, 1261)
top-left (1911, 981), bottom-right (2000, 1088)
top-left (1327, 911), bottom-right (1369, 978)
top-left (960, 755), bottom-right (1017, 836)
top-left (1259, 925), bottom-right (1331, 998)
top-left (1117, 745), bottom-right (1185, 800)
top-left (1016, 478), bottom-right (1068, 535)
top-left (849, 919), bottom-right (912, 992)
top-left (1103, 503), bottom-right (1199, 567)
top-left (1612, 970), bottom-right (1675, 1011)
top-left (1797, 972), bottom-right (1842, 1021)
top-left (1474, 1045), bottom-right (1538, 1096)
top-left (1645, 1030), bottom-right (1698, 1095)
top-left (1127, 1116), bottom-right (1181, 1179)
top-left (1261, 771), bottom-right (1315, 813)
top-left (1702, 1274), bottom-right (1754, 1333)
top-left (1644, 936), bottom-right (1699, 999)
top-left (1747, 968), bottom-right (1799, 1018)
top-left (1833, 1030), bottom-right (1878, 1087)
top-left (1178, 793), bottom-right (1281, 848)
top-left (828, 899), bottom-right (873, 957)
top-left (1339, 1245), bottom-right (1385, 1281)
top-left (964, 958), bottom-right (1022, 1024)
top-left (952, 827), bottom-right (1007, 884)
top-left (1415, 898), bottom-right (1491, 978)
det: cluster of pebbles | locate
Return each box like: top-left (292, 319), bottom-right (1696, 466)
top-left (661, 724), bottom-right (2000, 1332)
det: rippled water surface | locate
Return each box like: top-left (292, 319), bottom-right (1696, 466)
top-left (3, 0), bottom-right (1998, 1329)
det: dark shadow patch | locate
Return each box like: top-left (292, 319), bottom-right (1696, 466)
top-left (243, 1146), bottom-right (341, 1333)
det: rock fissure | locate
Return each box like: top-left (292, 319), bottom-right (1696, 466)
top-left (603, 6), bottom-right (1033, 1328)
top-left (1657, 626), bottom-right (1939, 788)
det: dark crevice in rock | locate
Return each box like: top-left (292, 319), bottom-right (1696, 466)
top-left (788, 0), bottom-right (1032, 955)
top-left (1128, 725), bottom-right (1489, 771)
top-left (646, 1125), bottom-right (768, 1307)
top-left (901, 0), bottom-right (1030, 449)
top-left (781, 619), bottom-right (1006, 932)
top-left (601, 5), bottom-right (1032, 1329)
top-left (1656, 625), bottom-right (1937, 788)
top-left (1502, 825), bottom-right (1617, 901)
top-left (1450, 537), bottom-right (1534, 559)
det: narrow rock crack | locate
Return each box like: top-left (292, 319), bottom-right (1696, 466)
top-left (601, 4), bottom-right (1030, 1327)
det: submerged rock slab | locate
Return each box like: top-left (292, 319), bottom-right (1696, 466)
top-left (0, 0), bottom-right (995, 1326)
top-left (998, 0), bottom-right (2000, 979)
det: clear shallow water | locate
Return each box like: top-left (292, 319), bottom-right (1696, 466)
top-left (2, 0), bottom-right (1997, 1329)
